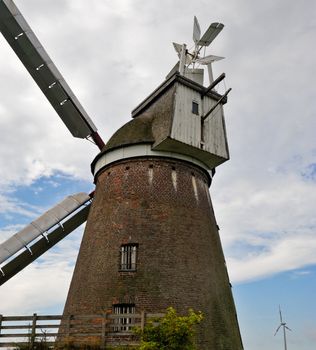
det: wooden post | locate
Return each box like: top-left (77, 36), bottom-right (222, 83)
top-left (66, 315), bottom-right (72, 338)
top-left (30, 313), bottom-right (37, 349)
top-left (140, 311), bottom-right (146, 331)
top-left (101, 313), bottom-right (107, 349)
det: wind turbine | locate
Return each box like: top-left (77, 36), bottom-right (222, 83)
top-left (274, 306), bottom-right (292, 350)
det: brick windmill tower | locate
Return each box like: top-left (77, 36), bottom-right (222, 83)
top-left (62, 18), bottom-right (242, 349)
top-left (0, 3), bottom-right (242, 349)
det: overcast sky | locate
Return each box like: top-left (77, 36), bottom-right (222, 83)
top-left (0, 0), bottom-right (315, 349)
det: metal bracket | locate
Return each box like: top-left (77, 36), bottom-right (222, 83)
top-left (25, 245), bottom-right (33, 256)
top-left (42, 233), bottom-right (50, 244)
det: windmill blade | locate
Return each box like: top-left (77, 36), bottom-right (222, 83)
top-left (195, 54), bottom-right (225, 65)
top-left (285, 326), bottom-right (292, 331)
top-left (0, 0), bottom-right (98, 140)
top-left (193, 16), bottom-right (201, 44)
top-left (274, 324), bottom-right (282, 336)
top-left (173, 42), bottom-right (193, 66)
top-left (0, 200), bottom-right (91, 286)
top-left (172, 42), bottom-right (183, 56)
top-left (195, 55), bottom-right (224, 84)
top-left (0, 192), bottom-right (91, 265)
top-left (198, 22), bottom-right (224, 47)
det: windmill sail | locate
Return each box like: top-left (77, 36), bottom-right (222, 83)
top-left (0, 0), bottom-right (98, 139)
top-left (193, 16), bottom-right (201, 43)
top-left (198, 22), bottom-right (224, 47)
top-left (0, 201), bottom-right (91, 286)
top-left (0, 192), bottom-right (91, 265)
top-left (196, 54), bottom-right (225, 83)
top-left (196, 54), bottom-right (225, 64)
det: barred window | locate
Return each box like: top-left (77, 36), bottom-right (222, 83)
top-left (113, 304), bottom-right (135, 332)
top-left (120, 244), bottom-right (137, 271)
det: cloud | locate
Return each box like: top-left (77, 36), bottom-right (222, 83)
top-left (291, 270), bottom-right (312, 277)
top-left (0, 225), bottom-right (84, 314)
top-left (227, 231), bottom-right (316, 283)
top-left (0, 194), bottom-right (40, 222)
top-left (0, 260), bottom-right (73, 314)
top-left (213, 165), bottom-right (316, 283)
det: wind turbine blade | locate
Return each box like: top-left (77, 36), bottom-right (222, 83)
top-left (198, 22), bottom-right (224, 47)
top-left (274, 324), bottom-right (282, 336)
top-left (285, 326), bottom-right (292, 331)
top-left (193, 16), bottom-right (201, 43)
top-left (196, 54), bottom-right (225, 64)
top-left (279, 305), bottom-right (283, 323)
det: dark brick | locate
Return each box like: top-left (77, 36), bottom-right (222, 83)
top-left (61, 157), bottom-right (243, 349)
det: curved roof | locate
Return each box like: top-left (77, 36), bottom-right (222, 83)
top-left (103, 114), bottom-right (155, 152)
top-left (91, 113), bottom-right (156, 173)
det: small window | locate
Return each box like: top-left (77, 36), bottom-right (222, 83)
top-left (113, 304), bottom-right (135, 332)
top-left (120, 244), bottom-right (137, 271)
top-left (192, 101), bottom-right (199, 115)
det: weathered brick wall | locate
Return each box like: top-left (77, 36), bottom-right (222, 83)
top-left (62, 157), bottom-right (243, 349)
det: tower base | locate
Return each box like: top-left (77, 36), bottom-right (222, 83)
top-left (60, 156), bottom-right (242, 349)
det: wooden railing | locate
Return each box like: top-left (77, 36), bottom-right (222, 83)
top-left (0, 312), bottom-right (164, 348)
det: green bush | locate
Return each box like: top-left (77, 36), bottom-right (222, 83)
top-left (134, 307), bottom-right (203, 350)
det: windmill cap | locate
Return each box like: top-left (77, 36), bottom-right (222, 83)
top-left (91, 72), bottom-right (229, 177)
top-left (91, 114), bottom-right (155, 174)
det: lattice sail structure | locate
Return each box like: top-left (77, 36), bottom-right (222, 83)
top-left (0, 0), bottom-right (98, 139)
top-left (0, 193), bottom-right (91, 265)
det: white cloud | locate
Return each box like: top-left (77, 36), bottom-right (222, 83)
top-left (227, 231), bottom-right (316, 283)
top-left (213, 167), bottom-right (316, 282)
top-left (0, 226), bottom-right (84, 314)
top-left (0, 194), bottom-right (40, 221)
top-left (0, 260), bottom-right (73, 314)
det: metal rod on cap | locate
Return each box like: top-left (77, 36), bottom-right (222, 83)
top-left (203, 73), bottom-right (225, 96)
top-left (202, 88), bottom-right (232, 121)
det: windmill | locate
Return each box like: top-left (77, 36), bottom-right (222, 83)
top-left (274, 306), bottom-right (292, 350)
top-left (0, 2), bottom-right (243, 349)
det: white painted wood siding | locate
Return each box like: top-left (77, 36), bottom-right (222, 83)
top-left (171, 84), bottom-right (201, 148)
top-left (203, 96), bottom-right (229, 159)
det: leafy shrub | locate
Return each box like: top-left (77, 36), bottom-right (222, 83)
top-left (134, 307), bottom-right (203, 350)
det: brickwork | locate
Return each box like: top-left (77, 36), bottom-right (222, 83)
top-left (61, 156), bottom-right (243, 349)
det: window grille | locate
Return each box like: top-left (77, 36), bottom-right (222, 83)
top-left (113, 304), bottom-right (135, 332)
top-left (120, 244), bottom-right (137, 271)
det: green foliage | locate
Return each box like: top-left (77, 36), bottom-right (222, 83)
top-left (134, 307), bottom-right (203, 350)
